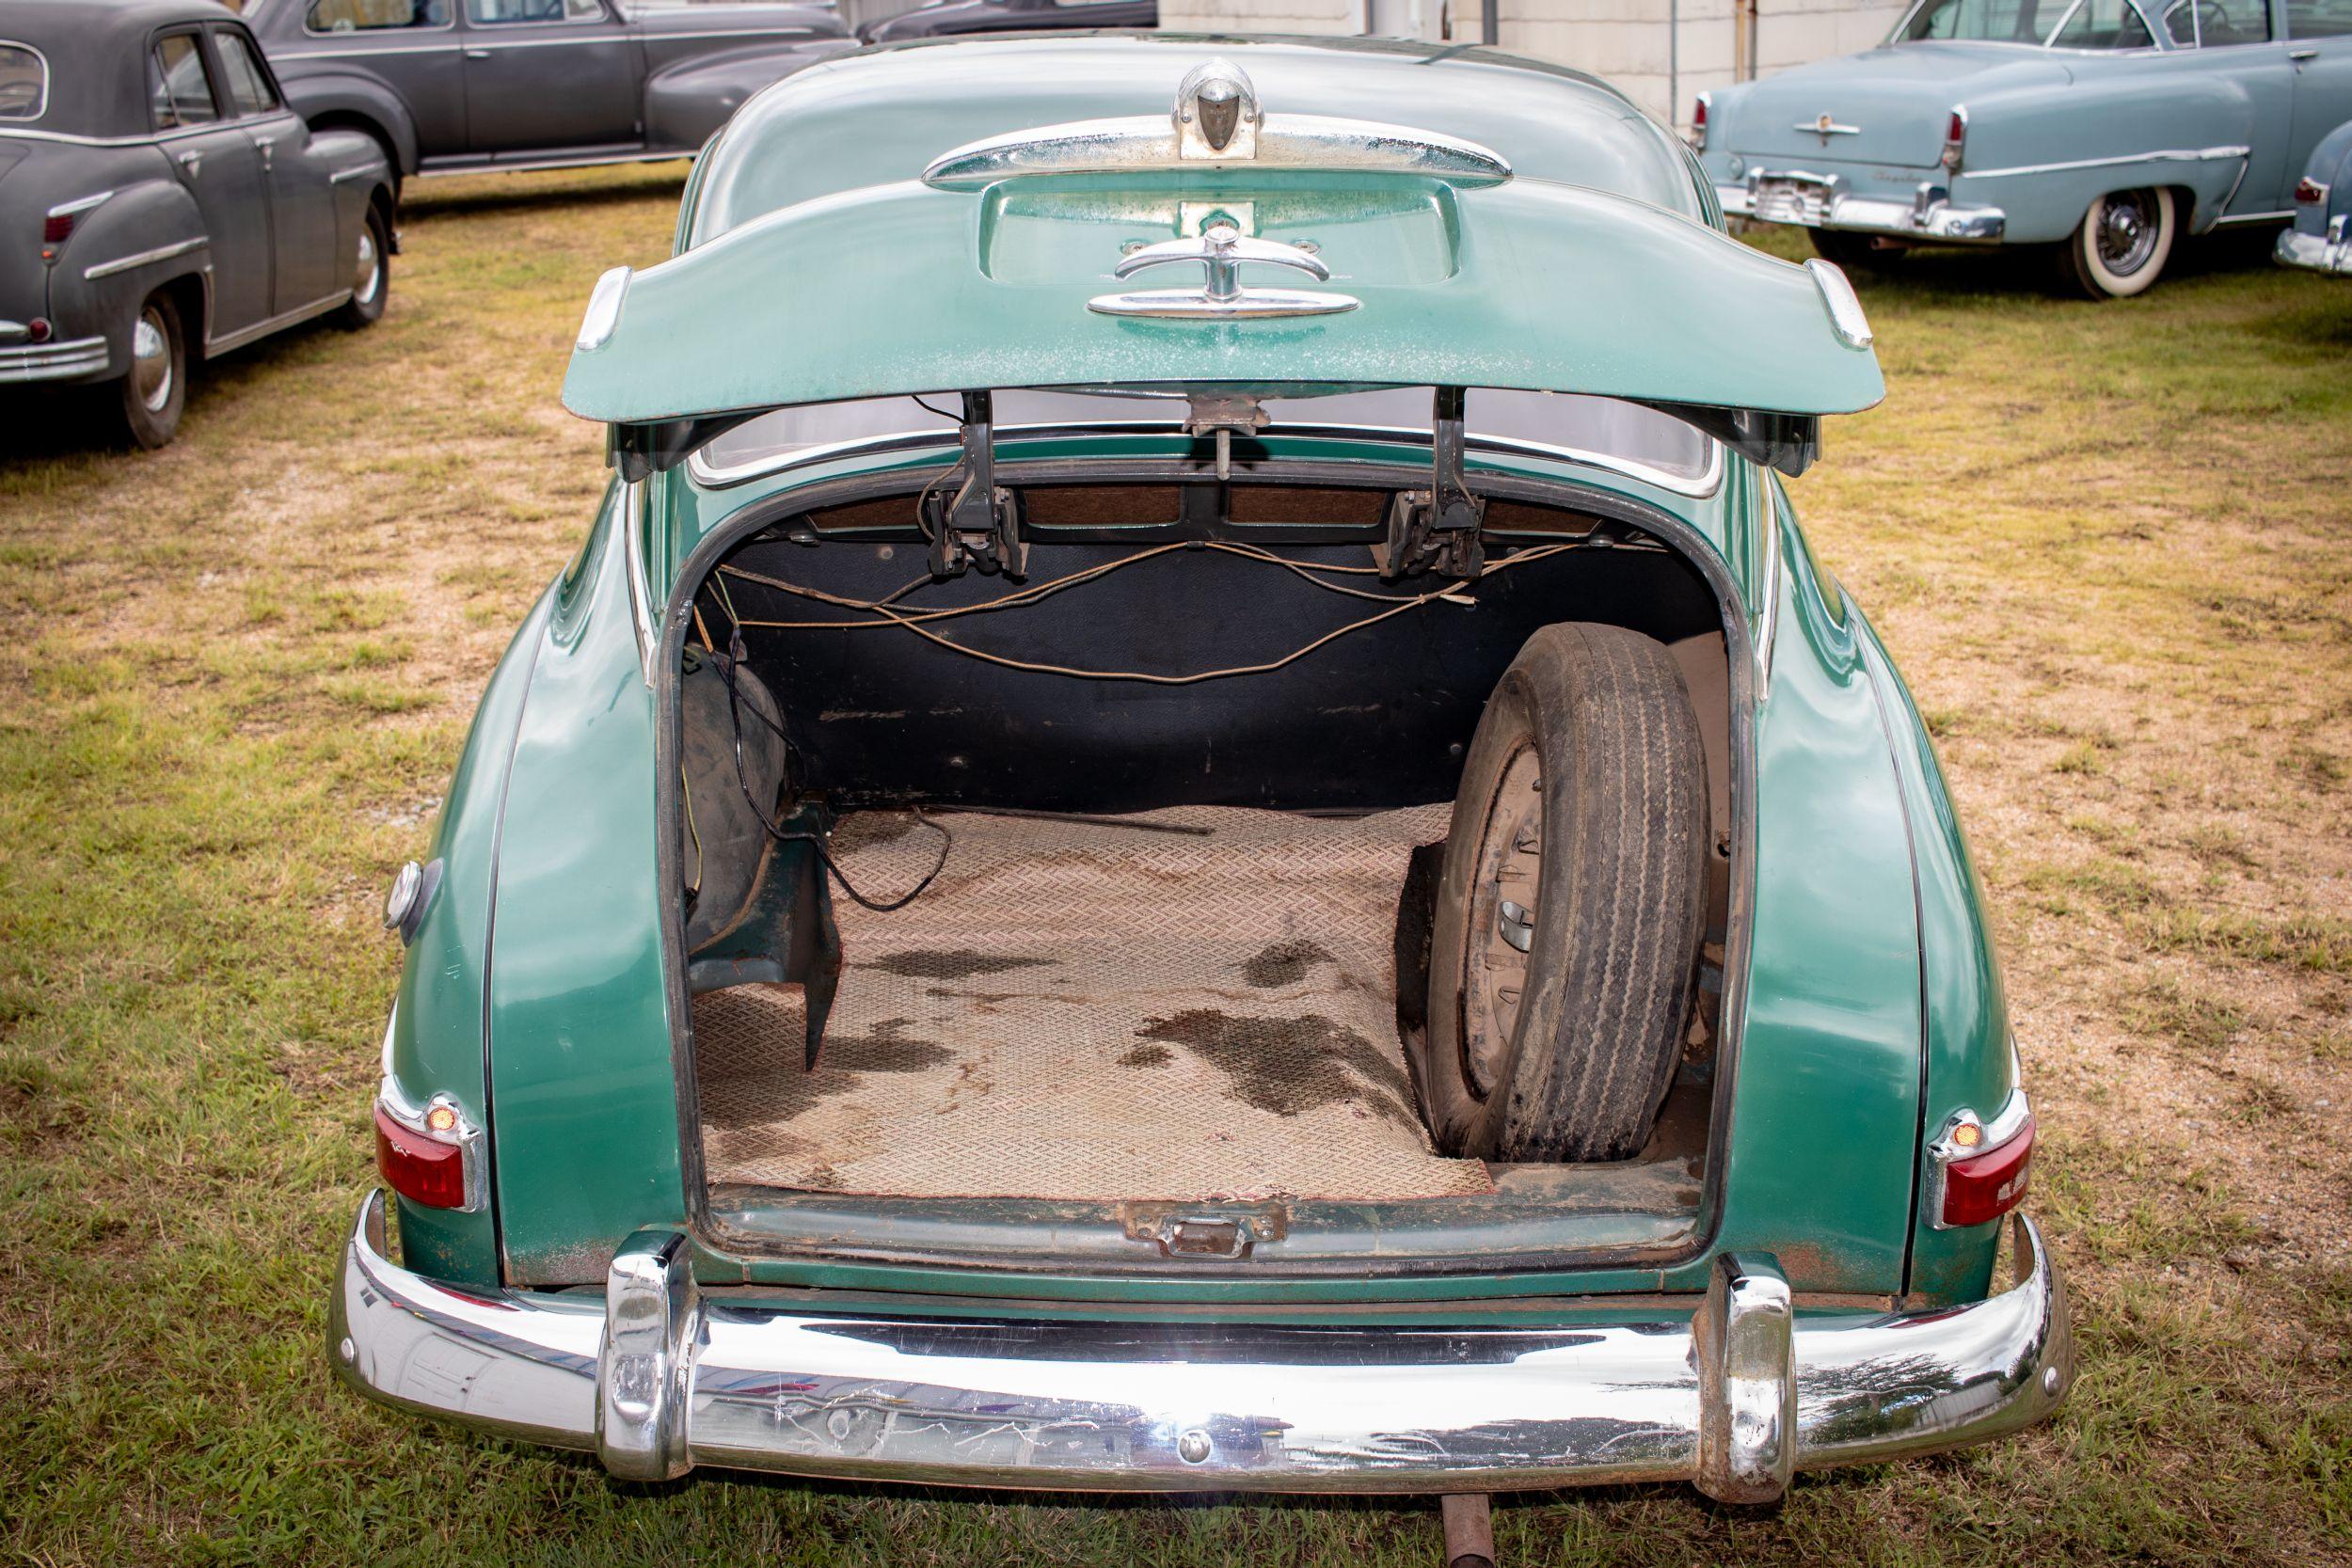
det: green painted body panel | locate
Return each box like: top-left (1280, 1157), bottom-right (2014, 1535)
top-left (1856, 616), bottom-right (2015, 1303)
top-left (564, 173), bottom-right (1883, 427)
top-left (384, 594), bottom-right (551, 1286)
top-left (485, 484), bottom-right (690, 1282)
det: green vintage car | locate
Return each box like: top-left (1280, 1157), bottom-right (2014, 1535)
top-left (329, 35), bottom-right (2070, 1506)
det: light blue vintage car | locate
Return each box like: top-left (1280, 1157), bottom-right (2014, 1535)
top-left (2279, 115), bottom-right (2352, 269)
top-left (1694, 0), bottom-right (2352, 295)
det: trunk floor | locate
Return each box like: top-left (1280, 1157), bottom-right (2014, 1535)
top-left (692, 804), bottom-right (1497, 1201)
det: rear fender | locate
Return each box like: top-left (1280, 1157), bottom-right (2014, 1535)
top-left (385, 586), bottom-right (560, 1287)
top-left (281, 71), bottom-right (421, 177)
top-left (643, 40), bottom-right (859, 153)
top-left (1951, 79), bottom-right (2256, 240)
top-left (42, 170), bottom-right (209, 373)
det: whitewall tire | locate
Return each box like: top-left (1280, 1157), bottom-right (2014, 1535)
top-left (2061, 187), bottom-right (2176, 299)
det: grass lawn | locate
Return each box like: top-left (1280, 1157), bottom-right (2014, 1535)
top-left (3, 164), bottom-right (2349, 1566)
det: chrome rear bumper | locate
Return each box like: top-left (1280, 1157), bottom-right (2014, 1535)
top-left (329, 1192), bottom-right (2069, 1497)
top-left (0, 333), bottom-right (108, 385)
top-left (1719, 174), bottom-right (2006, 243)
top-left (2277, 220), bottom-right (2350, 277)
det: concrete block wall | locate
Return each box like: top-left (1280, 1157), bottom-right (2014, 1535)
top-left (1154, 0), bottom-right (1910, 128)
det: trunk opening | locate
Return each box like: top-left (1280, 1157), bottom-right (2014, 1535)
top-left (664, 470), bottom-right (1742, 1276)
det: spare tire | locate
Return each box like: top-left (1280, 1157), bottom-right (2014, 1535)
top-left (1413, 623), bottom-right (1708, 1163)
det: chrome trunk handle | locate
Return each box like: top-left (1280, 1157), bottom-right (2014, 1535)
top-left (1089, 223), bottom-right (1358, 320)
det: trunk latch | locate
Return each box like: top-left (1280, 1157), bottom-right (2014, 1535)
top-left (1120, 1203), bottom-right (1289, 1259)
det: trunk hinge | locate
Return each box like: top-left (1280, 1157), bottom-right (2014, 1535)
top-left (1381, 386), bottom-right (1485, 581)
top-left (921, 389), bottom-right (1027, 581)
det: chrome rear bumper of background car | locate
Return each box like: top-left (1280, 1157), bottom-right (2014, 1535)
top-left (2277, 219), bottom-right (2350, 277)
top-left (1719, 175), bottom-right (2006, 244)
top-left (0, 334), bottom-right (108, 385)
top-left (328, 1191), bottom-right (2069, 1498)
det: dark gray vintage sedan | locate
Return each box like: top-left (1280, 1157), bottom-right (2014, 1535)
top-left (246, 0), bottom-right (853, 185)
top-left (0, 0), bottom-right (396, 447)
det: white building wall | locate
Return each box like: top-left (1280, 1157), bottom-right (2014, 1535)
top-left (1154, 0), bottom-right (1908, 130)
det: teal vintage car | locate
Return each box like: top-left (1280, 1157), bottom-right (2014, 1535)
top-left (328, 36), bottom-right (2069, 1507)
top-left (2280, 115), bottom-right (2352, 270)
top-left (1696, 0), bottom-right (2352, 296)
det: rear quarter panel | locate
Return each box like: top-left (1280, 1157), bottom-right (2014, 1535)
top-left (1950, 59), bottom-right (2267, 239)
top-left (484, 483), bottom-right (686, 1286)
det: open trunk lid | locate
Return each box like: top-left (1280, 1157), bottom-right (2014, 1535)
top-left (560, 80), bottom-right (1883, 475)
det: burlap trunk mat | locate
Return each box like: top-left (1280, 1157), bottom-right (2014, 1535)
top-left (692, 804), bottom-right (1496, 1201)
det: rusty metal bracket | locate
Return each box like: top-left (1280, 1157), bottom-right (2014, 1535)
top-left (1381, 386), bottom-right (1485, 580)
top-left (921, 389), bottom-right (1027, 581)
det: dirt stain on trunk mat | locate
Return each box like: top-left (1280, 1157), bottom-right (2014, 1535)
top-left (1241, 939), bottom-right (1335, 989)
top-left (863, 949), bottom-right (1054, 981)
top-left (1136, 1008), bottom-right (1422, 1129)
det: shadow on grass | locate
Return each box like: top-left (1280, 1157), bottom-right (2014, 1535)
top-left (400, 164), bottom-right (690, 221)
top-left (0, 314), bottom-right (355, 468)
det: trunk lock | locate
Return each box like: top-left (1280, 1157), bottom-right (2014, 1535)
top-left (1120, 1202), bottom-right (1289, 1259)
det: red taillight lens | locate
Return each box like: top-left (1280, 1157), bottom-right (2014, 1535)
top-left (1940, 1114), bottom-right (2035, 1228)
top-left (41, 213), bottom-right (72, 244)
top-left (375, 1102), bottom-right (470, 1210)
top-left (2296, 177), bottom-right (2328, 205)
top-left (1941, 109), bottom-right (1966, 171)
top-left (1691, 95), bottom-right (1709, 150)
top-left (25, 318), bottom-right (50, 344)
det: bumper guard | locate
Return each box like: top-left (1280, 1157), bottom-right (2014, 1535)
top-left (329, 1192), bottom-right (2070, 1497)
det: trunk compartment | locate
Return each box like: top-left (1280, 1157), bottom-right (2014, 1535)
top-left (668, 473), bottom-right (1737, 1274)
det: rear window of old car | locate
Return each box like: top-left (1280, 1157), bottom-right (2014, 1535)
top-left (150, 34), bottom-right (220, 129)
top-left (0, 43), bottom-right (44, 121)
top-left (696, 388), bottom-right (1717, 490)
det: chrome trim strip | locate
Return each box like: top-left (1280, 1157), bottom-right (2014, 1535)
top-left (0, 335), bottom-right (108, 383)
top-left (684, 420), bottom-right (1726, 499)
top-left (47, 188), bottom-right (117, 220)
top-left (203, 290), bottom-right (353, 355)
top-left (1752, 472), bottom-right (1781, 699)
top-left (2216, 209), bottom-right (2294, 225)
top-left (329, 166), bottom-right (376, 183)
top-left (621, 479), bottom-right (657, 689)
top-left (925, 112), bottom-right (1512, 190)
top-left (0, 39), bottom-right (50, 125)
top-left (330, 1194), bottom-right (2071, 1495)
top-left (82, 235), bottom-right (208, 281)
top-left (1963, 144), bottom-right (2249, 179)
top-left (415, 148), bottom-right (688, 177)
top-left (284, 42), bottom-right (462, 58)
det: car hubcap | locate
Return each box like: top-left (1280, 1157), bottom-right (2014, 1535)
top-left (1462, 745), bottom-right (1543, 1099)
top-left (131, 309), bottom-right (172, 413)
top-left (2096, 192), bottom-right (2157, 276)
top-left (354, 229), bottom-right (381, 305)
